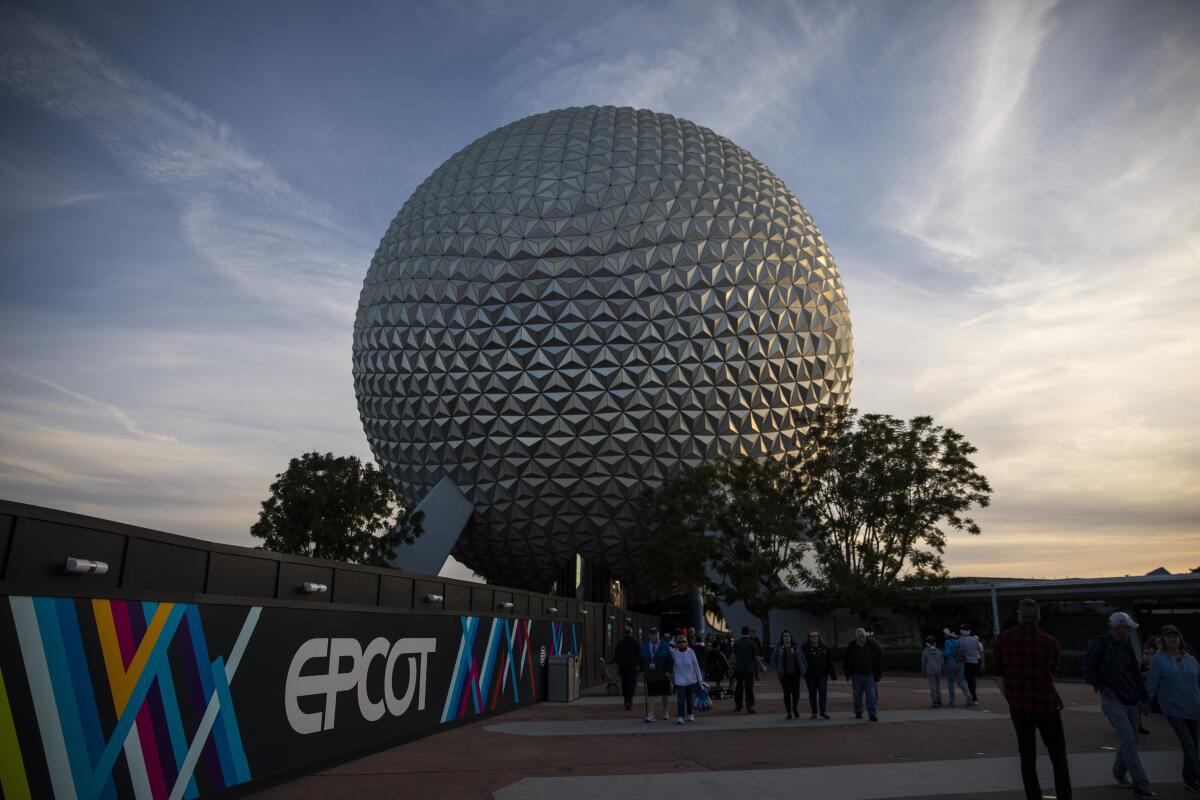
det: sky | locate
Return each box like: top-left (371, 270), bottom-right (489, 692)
top-left (0, 0), bottom-right (1197, 580)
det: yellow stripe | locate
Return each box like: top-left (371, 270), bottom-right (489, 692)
top-left (92, 599), bottom-right (128, 712)
top-left (92, 600), bottom-right (175, 713)
top-left (0, 665), bottom-right (33, 800)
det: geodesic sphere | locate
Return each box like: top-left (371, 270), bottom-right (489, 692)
top-left (353, 106), bottom-right (852, 600)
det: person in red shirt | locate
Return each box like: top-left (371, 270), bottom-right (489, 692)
top-left (992, 598), bottom-right (1072, 800)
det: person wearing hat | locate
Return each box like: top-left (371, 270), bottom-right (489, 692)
top-left (1083, 611), bottom-right (1156, 798)
top-left (959, 622), bottom-right (984, 703)
top-left (992, 599), bottom-right (1073, 800)
top-left (922, 635), bottom-right (945, 707)
top-left (639, 626), bottom-right (672, 722)
top-left (1146, 624), bottom-right (1200, 792)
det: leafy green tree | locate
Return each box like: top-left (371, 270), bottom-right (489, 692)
top-left (797, 408), bottom-right (992, 621)
top-left (637, 453), bottom-right (809, 647)
top-left (251, 452), bottom-right (423, 565)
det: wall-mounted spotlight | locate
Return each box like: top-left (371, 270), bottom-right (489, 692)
top-left (499, 601), bottom-right (515, 610)
top-left (423, 593), bottom-right (444, 604)
top-left (546, 607), bottom-right (558, 615)
top-left (302, 582), bottom-right (327, 593)
top-left (580, 609), bottom-right (589, 615)
top-left (65, 557), bottom-right (108, 575)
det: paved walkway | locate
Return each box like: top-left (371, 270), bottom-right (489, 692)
top-left (246, 675), bottom-right (1193, 800)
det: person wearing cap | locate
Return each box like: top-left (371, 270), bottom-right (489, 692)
top-left (1083, 611), bottom-right (1156, 798)
top-left (670, 632), bottom-right (703, 724)
top-left (992, 598), bottom-right (1073, 800)
top-left (959, 622), bottom-right (985, 703)
top-left (1146, 624), bottom-right (1200, 792)
top-left (922, 635), bottom-right (945, 707)
top-left (613, 625), bottom-right (641, 710)
top-left (639, 626), bottom-right (672, 722)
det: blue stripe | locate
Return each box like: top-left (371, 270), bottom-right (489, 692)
top-left (54, 598), bottom-right (118, 800)
top-left (209, 658), bottom-right (251, 785)
top-left (145, 637), bottom-right (199, 799)
top-left (570, 624), bottom-right (578, 656)
top-left (88, 603), bottom-right (186, 798)
top-left (477, 619), bottom-right (499, 704)
top-left (444, 616), bottom-right (477, 721)
top-left (34, 597), bottom-right (92, 799)
top-left (503, 619), bottom-right (520, 702)
top-left (185, 605), bottom-right (234, 786)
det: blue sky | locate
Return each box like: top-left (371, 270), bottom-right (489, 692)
top-left (1, 0), bottom-right (1197, 578)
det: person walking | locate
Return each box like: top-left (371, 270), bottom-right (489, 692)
top-left (639, 626), bottom-right (672, 722)
top-left (643, 623), bottom-right (672, 724)
top-left (943, 629), bottom-right (974, 706)
top-left (922, 635), bottom-right (945, 707)
top-left (992, 598), bottom-right (1073, 800)
top-left (732, 625), bottom-right (760, 713)
top-left (1146, 624), bottom-right (1200, 792)
top-left (1083, 611), bottom-right (1156, 798)
top-left (771, 630), bottom-right (807, 719)
top-left (801, 630), bottom-right (836, 719)
top-left (959, 623), bottom-right (984, 702)
top-left (670, 633), bottom-right (702, 724)
top-left (844, 627), bottom-right (882, 721)
top-left (613, 625), bottom-right (641, 710)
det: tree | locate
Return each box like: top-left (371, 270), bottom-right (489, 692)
top-left (797, 408), bottom-right (992, 622)
top-left (251, 452), bottom-right (423, 565)
top-left (636, 453), bottom-right (809, 647)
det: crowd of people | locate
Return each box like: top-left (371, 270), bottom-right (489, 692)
top-left (607, 603), bottom-right (1199, 799)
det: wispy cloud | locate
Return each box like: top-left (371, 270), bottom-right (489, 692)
top-left (0, 5), bottom-right (367, 319)
top-left (491, 0), bottom-right (856, 146)
top-left (8, 366), bottom-right (179, 443)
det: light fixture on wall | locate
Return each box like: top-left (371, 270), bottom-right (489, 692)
top-left (499, 601), bottom-right (515, 610)
top-left (64, 558), bottom-right (108, 575)
top-left (302, 582), bottom-right (327, 593)
top-left (580, 609), bottom-right (589, 615)
top-left (546, 607), bottom-right (558, 615)
top-left (423, 593), bottom-right (444, 603)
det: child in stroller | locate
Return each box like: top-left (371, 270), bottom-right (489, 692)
top-left (703, 646), bottom-right (732, 699)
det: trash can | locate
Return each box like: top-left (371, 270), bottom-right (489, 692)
top-left (547, 654), bottom-right (579, 702)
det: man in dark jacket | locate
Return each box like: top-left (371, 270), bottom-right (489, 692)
top-left (1083, 611), bottom-right (1155, 798)
top-left (801, 630), bottom-right (837, 719)
top-left (844, 627), bottom-right (882, 721)
top-left (639, 626), bottom-right (672, 722)
top-left (732, 625), bottom-right (760, 713)
top-left (613, 626), bottom-right (641, 710)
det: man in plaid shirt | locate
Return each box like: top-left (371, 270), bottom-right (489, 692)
top-left (992, 598), bottom-right (1072, 800)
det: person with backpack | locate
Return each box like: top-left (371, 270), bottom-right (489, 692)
top-left (1146, 624), bottom-right (1200, 793)
top-left (801, 630), bottom-right (837, 719)
top-left (922, 635), bottom-right (945, 707)
top-left (732, 625), bottom-right (760, 713)
top-left (992, 599), bottom-right (1073, 800)
top-left (770, 630), bottom-right (807, 719)
top-left (943, 628), bottom-right (974, 706)
top-left (1083, 611), bottom-right (1156, 798)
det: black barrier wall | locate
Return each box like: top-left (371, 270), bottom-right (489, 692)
top-left (0, 500), bottom-right (657, 799)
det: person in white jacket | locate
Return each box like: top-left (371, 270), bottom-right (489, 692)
top-left (922, 635), bottom-right (945, 707)
top-left (671, 632), bottom-right (703, 724)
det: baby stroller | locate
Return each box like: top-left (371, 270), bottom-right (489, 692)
top-left (599, 657), bottom-right (621, 696)
top-left (704, 649), bottom-right (732, 699)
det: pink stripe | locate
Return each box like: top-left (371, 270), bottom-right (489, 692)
top-left (136, 704), bottom-right (169, 799)
top-left (111, 600), bottom-right (137, 670)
